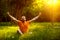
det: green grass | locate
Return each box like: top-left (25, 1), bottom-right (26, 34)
top-left (0, 22), bottom-right (60, 40)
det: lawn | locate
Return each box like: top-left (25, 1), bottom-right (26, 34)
top-left (0, 22), bottom-right (60, 40)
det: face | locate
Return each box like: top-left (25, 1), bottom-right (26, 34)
top-left (21, 16), bottom-right (26, 21)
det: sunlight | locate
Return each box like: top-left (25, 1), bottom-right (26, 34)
top-left (43, 0), bottom-right (59, 22)
top-left (47, 0), bottom-right (59, 22)
top-left (32, 0), bottom-right (59, 22)
top-left (47, 0), bottom-right (57, 5)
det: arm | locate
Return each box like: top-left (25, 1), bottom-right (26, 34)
top-left (7, 12), bottom-right (19, 22)
top-left (29, 12), bottom-right (41, 22)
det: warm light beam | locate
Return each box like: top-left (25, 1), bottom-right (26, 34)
top-left (47, 0), bottom-right (58, 5)
top-left (43, 0), bottom-right (59, 22)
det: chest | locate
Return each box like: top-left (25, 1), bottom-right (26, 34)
top-left (18, 21), bottom-right (29, 27)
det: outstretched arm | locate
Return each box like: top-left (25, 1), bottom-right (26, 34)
top-left (7, 12), bottom-right (19, 22)
top-left (29, 12), bottom-right (41, 22)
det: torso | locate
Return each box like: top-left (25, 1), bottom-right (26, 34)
top-left (18, 21), bottom-right (30, 33)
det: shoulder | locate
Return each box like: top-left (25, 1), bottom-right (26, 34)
top-left (27, 21), bottom-right (31, 23)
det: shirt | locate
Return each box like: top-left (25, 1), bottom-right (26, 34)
top-left (18, 21), bottom-right (30, 33)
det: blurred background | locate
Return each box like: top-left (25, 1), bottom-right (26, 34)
top-left (0, 0), bottom-right (60, 40)
top-left (0, 0), bottom-right (60, 22)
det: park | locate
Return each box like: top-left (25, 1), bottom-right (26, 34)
top-left (0, 0), bottom-right (60, 40)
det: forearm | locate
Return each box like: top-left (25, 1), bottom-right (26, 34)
top-left (7, 12), bottom-right (19, 22)
top-left (9, 15), bottom-right (18, 21)
top-left (29, 15), bottom-right (39, 22)
top-left (29, 13), bottom-right (41, 22)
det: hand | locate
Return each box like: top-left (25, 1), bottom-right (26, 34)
top-left (7, 12), bottom-right (9, 15)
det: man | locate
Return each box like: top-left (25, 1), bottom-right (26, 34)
top-left (7, 12), bottom-right (41, 35)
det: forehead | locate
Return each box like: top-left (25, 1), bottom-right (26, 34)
top-left (22, 16), bottom-right (26, 18)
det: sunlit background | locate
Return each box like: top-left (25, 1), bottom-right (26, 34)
top-left (43, 0), bottom-right (60, 22)
top-left (0, 0), bottom-right (60, 40)
top-left (35, 0), bottom-right (60, 21)
top-left (0, 0), bottom-right (60, 22)
top-left (33, 0), bottom-right (60, 22)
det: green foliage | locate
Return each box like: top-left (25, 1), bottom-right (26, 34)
top-left (0, 22), bottom-right (16, 26)
top-left (0, 0), bottom-right (8, 17)
top-left (22, 0), bottom-right (44, 16)
top-left (0, 0), bottom-right (46, 22)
